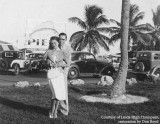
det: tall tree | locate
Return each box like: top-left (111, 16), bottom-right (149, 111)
top-left (145, 5), bottom-right (160, 50)
top-left (110, 0), bottom-right (130, 97)
top-left (68, 5), bottom-right (110, 55)
top-left (107, 4), bottom-right (151, 51)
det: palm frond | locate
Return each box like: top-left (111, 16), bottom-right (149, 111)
top-left (90, 31), bottom-right (110, 51)
top-left (130, 4), bottom-right (139, 21)
top-left (108, 27), bottom-right (121, 36)
top-left (130, 31), bottom-right (138, 43)
top-left (152, 6), bottom-right (160, 27)
top-left (79, 35), bottom-right (89, 51)
top-left (110, 19), bottom-right (121, 27)
top-left (133, 31), bottom-right (150, 45)
top-left (145, 23), bottom-right (155, 30)
top-left (85, 5), bottom-right (103, 28)
top-left (130, 12), bottom-right (145, 26)
top-left (69, 31), bottom-right (85, 43)
top-left (68, 17), bottom-right (87, 30)
top-left (93, 15), bottom-right (109, 28)
top-left (71, 36), bottom-right (84, 51)
top-left (109, 33), bottom-right (121, 44)
top-left (88, 36), bottom-right (100, 54)
top-left (134, 24), bottom-right (154, 32)
top-left (92, 42), bottom-right (100, 55)
top-left (152, 9), bottom-right (158, 27)
top-left (96, 27), bottom-right (113, 33)
top-left (99, 34), bottom-right (110, 51)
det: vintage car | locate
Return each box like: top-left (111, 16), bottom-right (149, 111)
top-left (68, 51), bottom-right (116, 79)
top-left (27, 53), bottom-right (45, 72)
top-left (132, 51), bottom-right (160, 80)
top-left (0, 50), bottom-right (30, 75)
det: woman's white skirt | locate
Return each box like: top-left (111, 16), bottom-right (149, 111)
top-left (48, 72), bottom-right (66, 100)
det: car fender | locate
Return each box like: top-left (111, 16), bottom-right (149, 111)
top-left (11, 60), bottom-right (26, 68)
top-left (99, 65), bottom-right (115, 74)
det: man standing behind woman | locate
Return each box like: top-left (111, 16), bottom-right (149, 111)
top-left (59, 33), bottom-right (72, 115)
top-left (43, 36), bottom-right (71, 119)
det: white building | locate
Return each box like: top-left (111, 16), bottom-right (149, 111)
top-left (24, 21), bottom-right (61, 53)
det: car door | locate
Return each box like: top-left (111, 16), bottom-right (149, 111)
top-left (83, 53), bottom-right (96, 73)
top-left (74, 53), bottom-right (86, 73)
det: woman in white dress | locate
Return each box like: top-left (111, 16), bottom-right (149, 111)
top-left (43, 36), bottom-right (70, 119)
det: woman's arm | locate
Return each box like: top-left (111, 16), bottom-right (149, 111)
top-left (56, 58), bottom-right (71, 67)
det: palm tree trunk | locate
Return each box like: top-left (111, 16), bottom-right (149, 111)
top-left (110, 0), bottom-right (130, 98)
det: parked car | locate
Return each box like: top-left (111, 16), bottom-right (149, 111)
top-left (132, 51), bottom-right (160, 80)
top-left (0, 50), bottom-right (30, 75)
top-left (111, 56), bottom-right (121, 71)
top-left (68, 51), bottom-right (116, 79)
top-left (27, 53), bottom-right (45, 72)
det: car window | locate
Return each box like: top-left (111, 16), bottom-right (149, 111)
top-left (154, 54), bottom-right (160, 60)
top-left (138, 53), bottom-right (149, 59)
top-left (38, 54), bottom-right (43, 59)
top-left (5, 52), bottom-right (14, 57)
top-left (154, 68), bottom-right (160, 75)
top-left (71, 53), bottom-right (81, 61)
top-left (28, 54), bottom-right (43, 59)
top-left (18, 52), bottom-right (24, 59)
top-left (85, 54), bottom-right (95, 60)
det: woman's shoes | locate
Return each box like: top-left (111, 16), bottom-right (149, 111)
top-left (49, 111), bottom-right (57, 119)
top-left (49, 111), bottom-right (53, 119)
top-left (53, 113), bottom-right (57, 118)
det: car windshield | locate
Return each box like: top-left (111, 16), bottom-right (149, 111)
top-left (138, 53), bottom-right (149, 59)
top-left (28, 54), bottom-right (43, 59)
top-left (85, 54), bottom-right (95, 60)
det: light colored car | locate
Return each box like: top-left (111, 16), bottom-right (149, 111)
top-left (0, 50), bottom-right (30, 75)
top-left (132, 51), bottom-right (160, 80)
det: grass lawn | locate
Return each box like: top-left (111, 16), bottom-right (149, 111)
top-left (0, 82), bottom-right (160, 124)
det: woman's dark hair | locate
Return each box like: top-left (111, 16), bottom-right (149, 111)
top-left (48, 36), bottom-right (60, 49)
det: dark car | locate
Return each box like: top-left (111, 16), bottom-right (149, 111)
top-left (132, 51), bottom-right (160, 80)
top-left (68, 51), bottom-right (116, 79)
top-left (27, 53), bottom-right (45, 72)
top-left (0, 50), bottom-right (30, 75)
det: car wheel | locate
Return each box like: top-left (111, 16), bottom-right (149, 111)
top-left (68, 67), bottom-right (79, 79)
top-left (0, 59), bottom-right (8, 71)
top-left (134, 62), bottom-right (145, 72)
top-left (13, 64), bottom-right (20, 76)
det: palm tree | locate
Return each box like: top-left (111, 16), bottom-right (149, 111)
top-left (68, 5), bottom-right (110, 55)
top-left (110, 0), bottom-right (130, 97)
top-left (107, 4), bottom-right (152, 51)
top-left (145, 5), bottom-right (160, 50)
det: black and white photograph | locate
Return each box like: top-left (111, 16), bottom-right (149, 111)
top-left (0, 0), bottom-right (160, 124)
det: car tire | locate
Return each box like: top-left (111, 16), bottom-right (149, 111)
top-left (13, 64), bottom-right (20, 76)
top-left (134, 62), bottom-right (145, 72)
top-left (68, 67), bottom-right (79, 79)
top-left (0, 59), bottom-right (8, 71)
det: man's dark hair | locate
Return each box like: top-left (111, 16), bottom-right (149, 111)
top-left (59, 32), bottom-right (67, 39)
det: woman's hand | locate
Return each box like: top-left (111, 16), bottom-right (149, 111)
top-left (50, 62), bottom-right (57, 68)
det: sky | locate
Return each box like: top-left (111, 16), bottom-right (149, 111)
top-left (0, 0), bottom-right (160, 55)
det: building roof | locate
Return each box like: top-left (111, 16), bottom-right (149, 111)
top-left (0, 40), bottom-right (10, 44)
top-left (0, 44), bottom-right (19, 51)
